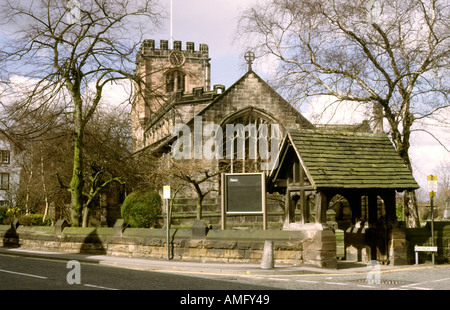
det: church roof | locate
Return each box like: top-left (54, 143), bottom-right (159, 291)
top-left (273, 129), bottom-right (419, 190)
top-left (186, 70), bottom-right (314, 131)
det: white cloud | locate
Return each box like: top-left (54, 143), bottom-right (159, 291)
top-left (302, 96), bottom-right (369, 125)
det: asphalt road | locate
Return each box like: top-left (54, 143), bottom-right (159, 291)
top-left (0, 253), bottom-right (274, 290)
top-left (1, 250), bottom-right (449, 307)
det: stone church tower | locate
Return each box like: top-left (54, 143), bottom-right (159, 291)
top-left (132, 39), bottom-right (220, 151)
top-left (132, 39), bottom-right (315, 159)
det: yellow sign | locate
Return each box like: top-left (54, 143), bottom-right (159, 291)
top-left (427, 175), bottom-right (437, 197)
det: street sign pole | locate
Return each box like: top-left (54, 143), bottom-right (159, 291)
top-left (431, 194), bottom-right (435, 265)
top-left (427, 175), bottom-right (437, 265)
top-left (163, 185), bottom-right (171, 260)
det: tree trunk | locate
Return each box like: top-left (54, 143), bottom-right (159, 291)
top-left (70, 127), bottom-right (84, 227)
top-left (69, 85), bottom-right (85, 227)
top-left (404, 190), bottom-right (421, 228)
top-left (40, 141), bottom-right (50, 224)
top-left (396, 132), bottom-right (421, 228)
top-left (82, 203), bottom-right (90, 228)
top-left (196, 194), bottom-right (204, 221)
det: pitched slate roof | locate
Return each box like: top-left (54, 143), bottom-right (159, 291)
top-left (284, 130), bottom-right (419, 190)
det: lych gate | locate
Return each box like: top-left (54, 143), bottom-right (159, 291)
top-left (268, 129), bottom-right (419, 265)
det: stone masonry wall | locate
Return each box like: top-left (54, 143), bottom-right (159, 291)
top-left (0, 224), bottom-right (337, 268)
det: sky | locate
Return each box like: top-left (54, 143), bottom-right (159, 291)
top-left (154, 0), bottom-right (256, 88)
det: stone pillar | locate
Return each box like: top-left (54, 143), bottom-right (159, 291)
top-left (261, 240), bottom-right (274, 269)
top-left (302, 227), bottom-right (337, 268)
top-left (113, 219), bottom-right (126, 237)
top-left (55, 219), bottom-right (69, 236)
top-left (389, 227), bottom-right (408, 265)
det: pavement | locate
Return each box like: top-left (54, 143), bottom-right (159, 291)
top-left (0, 246), bottom-right (432, 277)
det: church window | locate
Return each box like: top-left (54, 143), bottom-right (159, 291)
top-left (219, 110), bottom-right (281, 174)
top-left (0, 150), bottom-right (10, 164)
top-left (0, 173), bottom-right (9, 190)
top-left (166, 70), bottom-right (185, 93)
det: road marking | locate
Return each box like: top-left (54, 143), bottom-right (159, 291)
top-left (83, 283), bottom-right (118, 290)
top-left (266, 277), bottom-right (289, 281)
top-left (295, 279), bottom-right (318, 283)
top-left (393, 277), bottom-right (450, 290)
top-left (324, 281), bottom-right (347, 286)
top-left (0, 268), bottom-right (48, 279)
top-left (413, 287), bottom-right (433, 290)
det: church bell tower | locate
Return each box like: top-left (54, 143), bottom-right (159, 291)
top-left (132, 39), bottom-right (211, 151)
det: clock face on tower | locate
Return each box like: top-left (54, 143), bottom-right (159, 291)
top-left (169, 51), bottom-right (185, 67)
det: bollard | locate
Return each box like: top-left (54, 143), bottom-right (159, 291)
top-left (261, 240), bottom-right (274, 269)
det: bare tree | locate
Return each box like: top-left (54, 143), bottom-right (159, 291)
top-left (165, 158), bottom-right (220, 221)
top-left (0, 0), bottom-right (163, 226)
top-left (237, 0), bottom-right (449, 227)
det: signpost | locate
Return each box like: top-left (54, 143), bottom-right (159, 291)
top-left (163, 185), bottom-right (171, 260)
top-left (427, 175), bottom-right (437, 265)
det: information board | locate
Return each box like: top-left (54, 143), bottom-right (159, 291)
top-left (225, 173), bottom-right (263, 213)
top-left (221, 173), bottom-right (267, 230)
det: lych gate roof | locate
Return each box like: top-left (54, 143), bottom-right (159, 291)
top-left (280, 130), bottom-right (419, 190)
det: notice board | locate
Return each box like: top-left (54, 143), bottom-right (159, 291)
top-left (221, 173), bottom-right (267, 229)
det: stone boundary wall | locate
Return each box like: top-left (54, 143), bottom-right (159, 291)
top-left (0, 221), bottom-right (337, 268)
top-left (344, 221), bottom-right (450, 265)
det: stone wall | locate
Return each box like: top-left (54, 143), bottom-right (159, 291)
top-left (0, 221), bottom-right (337, 268)
top-left (344, 221), bottom-right (450, 265)
top-left (404, 221), bottom-right (450, 264)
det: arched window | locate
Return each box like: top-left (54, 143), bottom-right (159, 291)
top-left (219, 108), bottom-right (282, 173)
top-left (165, 70), bottom-right (185, 93)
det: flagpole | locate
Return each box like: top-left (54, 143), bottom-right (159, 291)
top-left (170, 0), bottom-right (173, 49)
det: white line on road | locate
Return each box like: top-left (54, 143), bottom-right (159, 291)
top-left (295, 280), bottom-right (318, 284)
top-left (393, 277), bottom-right (450, 290)
top-left (324, 282), bottom-right (348, 286)
top-left (358, 284), bottom-right (378, 288)
top-left (0, 268), bottom-right (48, 279)
top-left (83, 283), bottom-right (118, 290)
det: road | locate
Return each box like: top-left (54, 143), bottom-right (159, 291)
top-left (0, 253), bottom-right (274, 290)
top-left (192, 264), bottom-right (450, 290)
top-left (1, 250), bottom-right (449, 308)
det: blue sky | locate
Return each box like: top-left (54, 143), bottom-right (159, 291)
top-left (153, 0), bottom-right (256, 88)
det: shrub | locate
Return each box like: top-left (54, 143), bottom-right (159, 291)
top-left (0, 206), bottom-right (8, 224)
top-left (121, 190), bottom-right (162, 228)
top-left (19, 214), bottom-right (52, 226)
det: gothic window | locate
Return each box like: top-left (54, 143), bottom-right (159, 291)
top-left (0, 150), bottom-right (10, 164)
top-left (165, 70), bottom-right (185, 93)
top-left (219, 109), bottom-right (282, 174)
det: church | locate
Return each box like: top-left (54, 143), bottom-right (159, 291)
top-left (131, 39), bottom-right (419, 264)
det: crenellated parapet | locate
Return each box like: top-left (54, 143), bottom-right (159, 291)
top-left (136, 39), bottom-right (209, 64)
